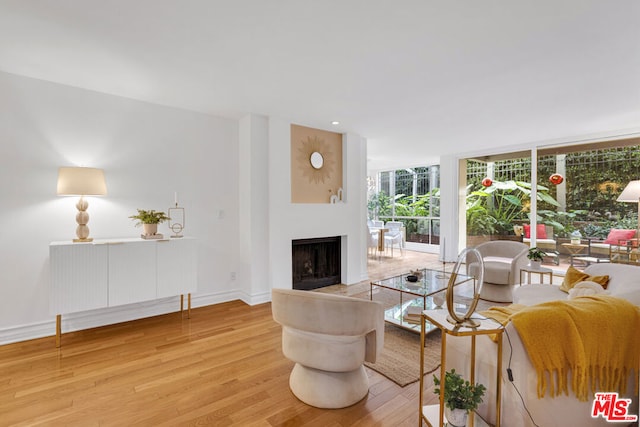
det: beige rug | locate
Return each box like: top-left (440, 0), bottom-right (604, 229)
top-left (365, 323), bottom-right (441, 387)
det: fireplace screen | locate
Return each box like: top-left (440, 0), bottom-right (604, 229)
top-left (292, 236), bottom-right (341, 290)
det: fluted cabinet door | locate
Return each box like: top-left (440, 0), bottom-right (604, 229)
top-left (50, 243), bottom-right (108, 314)
top-left (108, 241), bottom-right (156, 306)
top-left (156, 237), bottom-right (197, 298)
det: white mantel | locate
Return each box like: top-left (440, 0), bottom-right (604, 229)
top-left (238, 115), bottom-right (368, 304)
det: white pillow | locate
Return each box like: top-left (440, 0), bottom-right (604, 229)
top-left (567, 280), bottom-right (609, 300)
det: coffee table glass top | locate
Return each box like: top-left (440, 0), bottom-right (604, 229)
top-left (372, 268), bottom-right (474, 296)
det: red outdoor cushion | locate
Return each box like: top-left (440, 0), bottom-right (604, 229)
top-left (523, 224), bottom-right (547, 239)
top-left (603, 228), bottom-right (637, 245)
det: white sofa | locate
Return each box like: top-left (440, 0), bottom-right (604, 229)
top-left (447, 263), bottom-right (640, 426)
top-left (514, 263), bottom-right (640, 306)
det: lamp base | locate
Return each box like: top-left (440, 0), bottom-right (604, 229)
top-left (73, 238), bottom-right (93, 243)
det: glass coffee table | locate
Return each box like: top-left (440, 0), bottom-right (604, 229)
top-left (370, 268), bottom-right (475, 333)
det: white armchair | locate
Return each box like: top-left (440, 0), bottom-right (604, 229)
top-left (271, 289), bottom-right (384, 408)
top-left (467, 240), bottom-right (529, 302)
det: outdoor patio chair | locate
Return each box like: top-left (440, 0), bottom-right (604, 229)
top-left (383, 221), bottom-right (404, 256)
top-left (367, 225), bottom-right (379, 257)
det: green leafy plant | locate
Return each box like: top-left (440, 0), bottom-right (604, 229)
top-left (433, 369), bottom-right (486, 411)
top-left (527, 247), bottom-right (546, 262)
top-left (367, 191), bottom-right (392, 219)
top-left (466, 180), bottom-right (560, 235)
top-left (129, 209), bottom-right (170, 225)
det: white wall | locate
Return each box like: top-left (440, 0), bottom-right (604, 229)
top-left (0, 71), bottom-right (240, 343)
top-left (237, 114), bottom-right (270, 303)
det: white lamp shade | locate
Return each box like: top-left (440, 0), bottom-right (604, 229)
top-left (57, 167), bottom-right (107, 196)
top-left (617, 180), bottom-right (640, 203)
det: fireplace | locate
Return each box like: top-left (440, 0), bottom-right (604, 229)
top-left (292, 236), bottom-right (341, 290)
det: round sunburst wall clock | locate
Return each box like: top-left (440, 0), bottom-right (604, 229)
top-left (297, 135), bottom-right (334, 184)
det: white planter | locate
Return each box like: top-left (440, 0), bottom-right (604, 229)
top-left (529, 260), bottom-right (542, 269)
top-left (445, 407), bottom-right (468, 427)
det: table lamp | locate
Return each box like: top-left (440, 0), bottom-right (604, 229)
top-left (57, 167), bottom-right (107, 242)
top-left (617, 180), bottom-right (640, 235)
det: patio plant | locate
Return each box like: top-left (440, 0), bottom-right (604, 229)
top-left (527, 247), bottom-right (546, 263)
top-left (466, 180), bottom-right (560, 235)
top-left (367, 191), bottom-right (392, 219)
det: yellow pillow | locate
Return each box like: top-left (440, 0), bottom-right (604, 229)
top-left (559, 266), bottom-right (609, 293)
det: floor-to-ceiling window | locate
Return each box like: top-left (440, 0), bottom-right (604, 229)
top-left (369, 165), bottom-right (441, 246)
top-left (463, 138), bottom-right (640, 251)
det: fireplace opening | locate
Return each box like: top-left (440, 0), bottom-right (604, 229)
top-left (292, 236), bottom-right (341, 290)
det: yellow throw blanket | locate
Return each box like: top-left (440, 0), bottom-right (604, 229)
top-left (479, 304), bottom-right (526, 327)
top-left (510, 295), bottom-right (640, 401)
top-left (478, 304), bottom-right (526, 341)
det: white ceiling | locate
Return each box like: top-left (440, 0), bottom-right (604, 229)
top-left (1, 0), bottom-right (639, 171)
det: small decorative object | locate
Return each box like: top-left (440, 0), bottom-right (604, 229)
top-left (527, 247), bottom-right (546, 268)
top-left (410, 269), bottom-right (424, 280)
top-left (481, 177), bottom-right (493, 187)
top-left (446, 248), bottom-right (483, 327)
top-left (405, 274), bottom-right (418, 282)
top-left (433, 368), bottom-right (486, 427)
top-left (168, 193), bottom-right (185, 238)
top-left (432, 292), bottom-right (445, 308)
top-left (129, 209), bottom-right (170, 239)
top-left (570, 230), bottom-right (582, 245)
top-left (549, 173), bottom-right (564, 185)
top-left (513, 225), bottom-right (523, 236)
top-left (329, 187), bottom-right (344, 204)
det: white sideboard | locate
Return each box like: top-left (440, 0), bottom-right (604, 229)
top-left (50, 237), bottom-right (197, 347)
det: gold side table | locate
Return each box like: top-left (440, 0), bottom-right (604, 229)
top-left (519, 265), bottom-right (553, 285)
top-left (419, 309), bottom-right (504, 427)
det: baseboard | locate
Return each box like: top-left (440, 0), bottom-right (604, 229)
top-left (0, 290), bottom-right (251, 346)
top-left (237, 289), bottom-right (271, 306)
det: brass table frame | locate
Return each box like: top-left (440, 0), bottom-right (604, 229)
top-left (519, 265), bottom-right (553, 285)
top-left (419, 309), bottom-right (504, 427)
top-left (55, 293), bottom-right (191, 348)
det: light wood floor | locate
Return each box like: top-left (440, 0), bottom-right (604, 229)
top-left (0, 250), bottom-right (570, 426)
top-left (1, 251), bottom-right (446, 427)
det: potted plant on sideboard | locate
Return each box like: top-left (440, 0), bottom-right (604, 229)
top-left (527, 247), bottom-right (546, 268)
top-left (129, 209), bottom-right (170, 238)
top-left (433, 368), bottom-right (486, 427)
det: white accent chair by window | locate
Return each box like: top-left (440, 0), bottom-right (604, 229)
top-left (384, 221), bottom-right (404, 256)
top-left (271, 289), bottom-right (384, 408)
top-left (467, 240), bottom-right (529, 302)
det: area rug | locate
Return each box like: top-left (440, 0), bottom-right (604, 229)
top-left (364, 323), bottom-right (441, 387)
